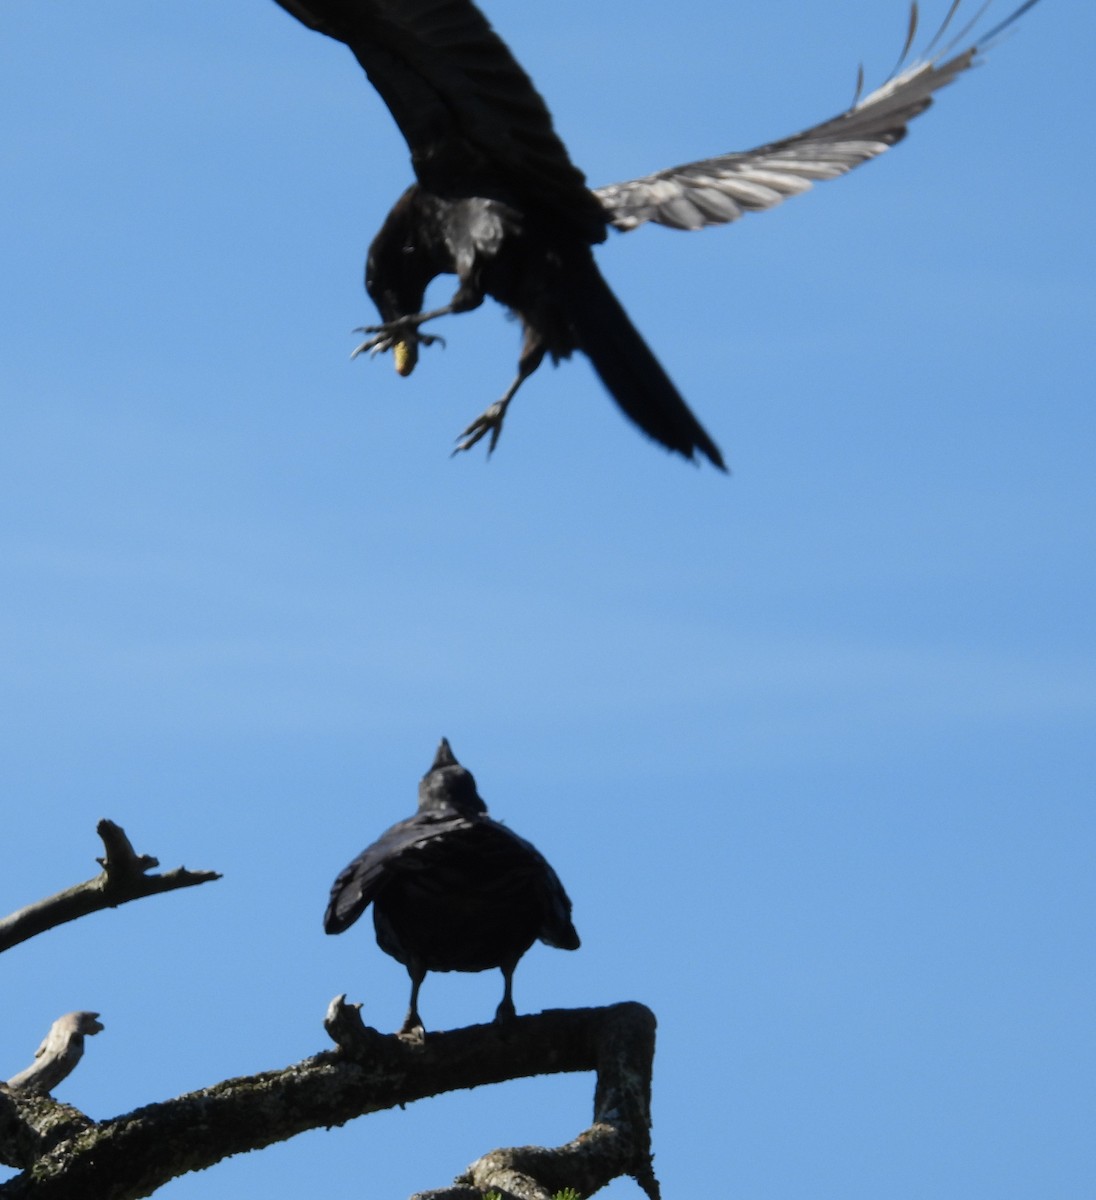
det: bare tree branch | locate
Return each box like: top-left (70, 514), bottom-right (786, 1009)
top-left (410, 999), bottom-right (659, 1200)
top-left (0, 821), bottom-right (220, 954)
top-left (1, 825), bottom-right (655, 1199)
top-left (6, 1014), bottom-right (104, 1094)
top-left (0, 1002), bottom-right (658, 1200)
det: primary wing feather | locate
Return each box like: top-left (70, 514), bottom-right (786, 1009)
top-left (271, 0), bottom-right (606, 239)
top-left (594, 0), bottom-right (1039, 232)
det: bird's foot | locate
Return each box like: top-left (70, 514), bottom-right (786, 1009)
top-left (453, 399), bottom-right (511, 457)
top-left (493, 997), bottom-right (517, 1025)
top-left (397, 1010), bottom-right (426, 1044)
top-left (351, 318), bottom-right (445, 376)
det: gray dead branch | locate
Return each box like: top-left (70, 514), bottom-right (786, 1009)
top-left (0, 820), bottom-right (220, 954)
top-left (0, 1002), bottom-right (658, 1200)
top-left (5, 1014), bottom-right (104, 1095)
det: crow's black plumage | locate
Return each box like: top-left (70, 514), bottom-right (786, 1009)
top-left (325, 738), bottom-right (579, 1035)
top-left (270, 0), bottom-right (1042, 466)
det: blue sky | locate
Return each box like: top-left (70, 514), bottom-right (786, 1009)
top-left (2, 1), bottom-right (1092, 1197)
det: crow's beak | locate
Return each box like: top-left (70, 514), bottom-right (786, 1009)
top-left (394, 340), bottom-right (417, 376)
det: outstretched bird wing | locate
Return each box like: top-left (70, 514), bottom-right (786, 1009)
top-left (270, 0), bottom-right (607, 240)
top-left (594, 0), bottom-right (1041, 232)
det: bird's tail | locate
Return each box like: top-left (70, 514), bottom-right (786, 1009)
top-left (564, 253), bottom-right (726, 470)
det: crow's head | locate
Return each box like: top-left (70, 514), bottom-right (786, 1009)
top-left (365, 186), bottom-right (439, 376)
top-left (417, 738), bottom-right (488, 818)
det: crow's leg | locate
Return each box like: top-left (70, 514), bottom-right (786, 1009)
top-left (398, 964), bottom-right (427, 1038)
top-left (352, 283), bottom-right (485, 375)
top-left (494, 958), bottom-right (520, 1024)
top-left (454, 333), bottom-right (547, 457)
top-left (351, 309), bottom-right (446, 365)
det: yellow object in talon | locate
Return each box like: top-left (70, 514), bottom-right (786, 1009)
top-left (394, 340), bottom-right (415, 376)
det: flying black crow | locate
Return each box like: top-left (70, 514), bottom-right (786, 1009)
top-left (270, 0), bottom-right (1042, 467)
top-left (325, 738), bottom-right (580, 1035)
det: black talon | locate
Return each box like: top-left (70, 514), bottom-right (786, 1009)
top-left (350, 319), bottom-right (445, 362)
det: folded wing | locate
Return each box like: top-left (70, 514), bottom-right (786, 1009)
top-left (323, 810), bottom-right (468, 933)
top-left (323, 810), bottom-right (579, 950)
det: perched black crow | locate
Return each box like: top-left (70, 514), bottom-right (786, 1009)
top-left (325, 738), bottom-right (580, 1035)
top-left (270, 0), bottom-right (1041, 467)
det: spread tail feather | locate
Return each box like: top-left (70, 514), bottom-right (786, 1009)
top-left (565, 256), bottom-right (726, 470)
